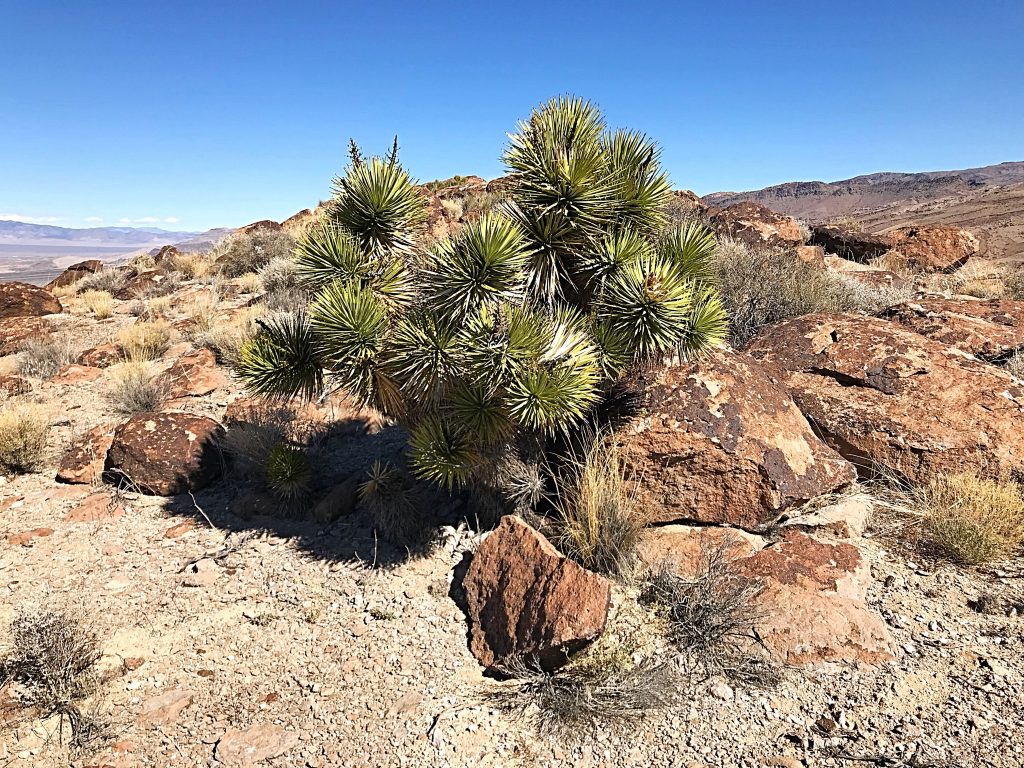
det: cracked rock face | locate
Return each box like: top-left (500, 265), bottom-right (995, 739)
top-left (882, 297), bottom-right (1024, 360)
top-left (104, 411), bottom-right (224, 496)
top-left (888, 224), bottom-right (978, 273)
top-left (617, 348), bottom-right (855, 531)
top-left (747, 313), bottom-right (1024, 482)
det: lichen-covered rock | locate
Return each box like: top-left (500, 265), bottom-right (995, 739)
top-left (888, 225), bottom-right (978, 273)
top-left (707, 201), bottom-right (805, 250)
top-left (617, 348), bottom-right (855, 531)
top-left (736, 530), bottom-right (893, 665)
top-left (159, 348), bottom-right (228, 398)
top-left (747, 313), bottom-right (1024, 482)
top-left (0, 282), bottom-right (61, 318)
top-left (56, 424), bottom-right (115, 485)
top-left (76, 342), bottom-right (122, 368)
top-left (463, 515), bottom-right (611, 672)
top-left (104, 412), bottom-right (224, 496)
top-left (883, 297), bottom-right (1024, 360)
top-left (0, 374), bottom-right (32, 396)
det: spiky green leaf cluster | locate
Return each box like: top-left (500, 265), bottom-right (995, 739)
top-left (239, 101), bottom-right (728, 490)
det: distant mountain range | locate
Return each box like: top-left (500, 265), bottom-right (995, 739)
top-left (704, 161), bottom-right (1024, 220)
top-left (0, 220), bottom-right (234, 284)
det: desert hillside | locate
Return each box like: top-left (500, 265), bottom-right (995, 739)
top-left (2, 108), bottom-right (1023, 768)
top-left (705, 162), bottom-right (1024, 262)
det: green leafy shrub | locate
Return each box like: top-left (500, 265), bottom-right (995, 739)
top-left (238, 97), bottom-right (726, 498)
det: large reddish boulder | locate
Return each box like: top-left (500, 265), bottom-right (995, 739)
top-left (113, 270), bottom-right (166, 300)
top-left (44, 260), bottom-right (103, 290)
top-left (463, 515), bottom-right (611, 672)
top-left (747, 313), bottom-right (1024, 482)
top-left (811, 226), bottom-right (892, 263)
top-left (883, 297), bottom-right (1024, 360)
top-left (152, 245), bottom-right (181, 264)
top-left (104, 412), bottom-right (224, 496)
top-left (736, 530), bottom-right (893, 665)
top-left (617, 348), bottom-right (855, 531)
top-left (0, 282), bottom-right (62, 318)
top-left (76, 343), bottom-right (122, 368)
top-left (888, 225), bottom-right (977, 273)
top-left (0, 317), bottom-right (51, 356)
top-left (236, 219), bottom-right (282, 235)
top-left (707, 202), bottom-right (805, 250)
top-left (56, 424), bottom-right (115, 485)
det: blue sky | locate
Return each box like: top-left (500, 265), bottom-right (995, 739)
top-left (2, 0), bottom-right (1021, 232)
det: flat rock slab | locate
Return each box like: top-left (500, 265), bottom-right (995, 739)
top-left (747, 313), bottom-right (1024, 483)
top-left (159, 348), bottom-right (228, 398)
top-left (0, 281), bottom-right (62, 319)
top-left (104, 411), bottom-right (224, 496)
top-left (51, 364), bottom-right (104, 385)
top-left (618, 348), bottom-right (855, 531)
top-left (214, 724), bottom-right (300, 766)
top-left (138, 688), bottom-right (194, 726)
top-left (463, 515), bottom-right (611, 672)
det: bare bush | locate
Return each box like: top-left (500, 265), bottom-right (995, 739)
top-left (17, 333), bottom-right (77, 378)
top-left (488, 655), bottom-right (676, 740)
top-left (643, 541), bottom-right (780, 686)
top-left (77, 269), bottom-right (126, 295)
top-left (0, 401), bottom-right (50, 474)
top-left (214, 228), bottom-right (296, 277)
top-left (714, 238), bottom-right (910, 346)
top-left (0, 608), bottom-right (106, 747)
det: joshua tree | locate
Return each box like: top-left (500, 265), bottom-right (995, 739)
top-left (239, 96), bottom-right (727, 494)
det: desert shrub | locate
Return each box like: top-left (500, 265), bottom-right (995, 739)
top-left (180, 293), bottom-right (219, 338)
top-left (80, 290), bottom-right (113, 319)
top-left (461, 189), bottom-right (504, 218)
top-left (167, 251), bottom-right (215, 279)
top-left (141, 271), bottom-right (182, 299)
top-left (77, 269), bottom-right (125, 295)
top-left (219, 406), bottom-right (291, 473)
top-left (105, 362), bottom-right (166, 414)
top-left (643, 540), bottom-right (779, 686)
top-left (714, 238), bottom-right (909, 346)
top-left (916, 472), bottom-right (1024, 565)
top-left (551, 433), bottom-right (645, 577)
top-left (0, 608), bottom-right (105, 746)
top-left (1005, 351), bottom-right (1024, 380)
top-left (115, 320), bottom-right (172, 361)
top-left (239, 97), bottom-right (727, 502)
top-left (1001, 266), bottom-right (1024, 300)
top-left (488, 654), bottom-right (675, 739)
top-left (259, 256), bottom-right (308, 312)
top-left (17, 333), bottom-right (77, 378)
top-left (439, 198), bottom-right (464, 220)
top-left (214, 228), bottom-right (297, 278)
top-left (264, 442), bottom-right (313, 502)
top-left (0, 401), bottom-right (50, 474)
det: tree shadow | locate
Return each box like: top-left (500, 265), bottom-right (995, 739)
top-left (159, 411), bottom-right (468, 570)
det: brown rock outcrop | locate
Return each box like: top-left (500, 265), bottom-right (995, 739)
top-left (463, 516), bottom-right (611, 672)
top-left (56, 424), bottom-right (115, 485)
top-left (0, 316), bottom-right (51, 355)
top-left (76, 343), bottom-right (122, 368)
top-left (159, 348), bottom-right (228, 398)
top-left (747, 313), bottom-right (1024, 482)
top-left (104, 412), bottom-right (224, 496)
top-left (811, 226), bottom-right (892, 262)
top-left (707, 202), bottom-right (805, 250)
top-left (617, 348), bottom-right (855, 531)
top-left (45, 260), bottom-right (103, 290)
top-left (888, 225), bottom-right (977, 273)
top-left (0, 281), bottom-right (62, 318)
top-left (0, 374), bottom-right (32, 396)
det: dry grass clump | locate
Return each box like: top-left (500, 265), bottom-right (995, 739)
top-left (194, 306), bottom-right (265, 366)
top-left (0, 608), bottom-right (106, 747)
top-left (551, 434), bottom-right (646, 577)
top-left (488, 654), bottom-right (676, 740)
top-left (17, 333), bottom-right (77, 379)
top-left (1001, 265), bottom-right (1024, 300)
top-left (214, 228), bottom-right (296, 278)
top-left (643, 541), bottom-right (779, 686)
top-left (80, 290), bottom-right (114, 319)
top-left (105, 362), bottom-right (167, 415)
top-left (714, 238), bottom-right (909, 346)
top-left (915, 472), bottom-right (1024, 565)
top-left (167, 251), bottom-right (215, 279)
top-left (0, 401), bottom-right (50, 474)
top-left (115, 320), bottom-right (172, 362)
